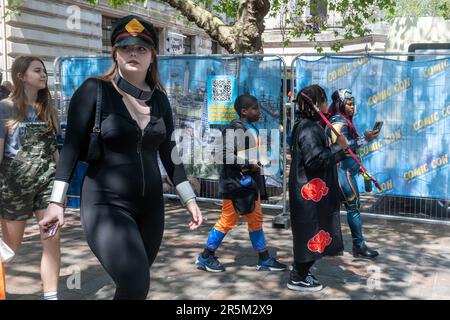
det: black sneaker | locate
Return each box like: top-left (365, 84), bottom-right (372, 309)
top-left (256, 257), bottom-right (287, 271)
top-left (195, 253), bottom-right (226, 272)
top-left (287, 274), bottom-right (323, 292)
top-left (307, 272), bottom-right (320, 285)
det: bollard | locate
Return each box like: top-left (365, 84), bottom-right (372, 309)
top-left (0, 239), bottom-right (14, 300)
top-left (0, 262), bottom-right (5, 300)
top-left (272, 212), bottom-right (291, 229)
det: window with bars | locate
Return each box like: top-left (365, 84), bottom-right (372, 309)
top-left (184, 35), bottom-right (194, 54)
top-left (102, 16), bottom-right (119, 54)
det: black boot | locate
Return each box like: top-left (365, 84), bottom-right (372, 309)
top-left (352, 243), bottom-right (379, 258)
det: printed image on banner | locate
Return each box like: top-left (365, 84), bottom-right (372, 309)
top-left (239, 57), bottom-right (283, 185)
top-left (159, 58), bottom-right (226, 179)
top-left (207, 75), bottom-right (238, 125)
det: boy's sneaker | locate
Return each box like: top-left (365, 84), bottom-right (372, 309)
top-left (195, 253), bottom-right (225, 272)
top-left (256, 257), bottom-right (287, 271)
top-left (287, 272), bottom-right (323, 292)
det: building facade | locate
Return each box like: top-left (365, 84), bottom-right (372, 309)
top-left (1, 0), bottom-right (448, 86)
top-left (262, 0), bottom-right (391, 67)
top-left (0, 0), bottom-right (226, 87)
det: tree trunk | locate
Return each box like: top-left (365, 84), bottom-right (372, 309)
top-left (231, 0), bottom-right (271, 54)
top-left (162, 0), bottom-right (270, 54)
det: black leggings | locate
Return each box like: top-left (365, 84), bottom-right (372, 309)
top-left (81, 195), bottom-right (164, 300)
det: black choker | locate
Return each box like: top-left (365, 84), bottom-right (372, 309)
top-left (114, 73), bottom-right (155, 100)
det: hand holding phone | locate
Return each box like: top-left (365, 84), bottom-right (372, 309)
top-left (44, 223), bottom-right (59, 238)
top-left (373, 121), bottom-right (383, 132)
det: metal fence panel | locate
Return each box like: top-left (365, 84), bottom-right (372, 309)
top-left (292, 53), bottom-right (450, 221)
top-left (54, 55), bottom-right (288, 211)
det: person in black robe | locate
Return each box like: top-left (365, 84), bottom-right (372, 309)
top-left (287, 84), bottom-right (349, 292)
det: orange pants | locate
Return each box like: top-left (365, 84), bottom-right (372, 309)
top-left (0, 262), bottom-right (6, 300)
top-left (214, 197), bottom-right (264, 233)
top-left (205, 197), bottom-right (267, 252)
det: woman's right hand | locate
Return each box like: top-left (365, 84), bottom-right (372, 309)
top-left (336, 135), bottom-right (349, 150)
top-left (39, 202), bottom-right (65, 239)
top-left (186, 200), bottom-right (202, 230)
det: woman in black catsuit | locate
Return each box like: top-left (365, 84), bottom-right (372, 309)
top-left (39, 15), bottom-right (202, 300)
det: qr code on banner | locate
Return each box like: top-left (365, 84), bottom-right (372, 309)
top-left (212, 78), bottom-right (232, 102)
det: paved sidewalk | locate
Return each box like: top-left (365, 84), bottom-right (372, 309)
top-left (2, 200), bottom-right (450, 300)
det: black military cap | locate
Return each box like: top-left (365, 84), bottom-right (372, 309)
top-left (111, 15), bottom-right (158, 49)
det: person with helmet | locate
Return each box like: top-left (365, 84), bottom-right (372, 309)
top-left (327, 89), bottom-right (379, 259)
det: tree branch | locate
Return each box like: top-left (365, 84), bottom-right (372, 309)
top-left (162, 0), bottom-right (235, 52)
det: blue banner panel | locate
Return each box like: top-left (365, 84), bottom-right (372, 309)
top-left (294, 56), bottom-right (449, 199)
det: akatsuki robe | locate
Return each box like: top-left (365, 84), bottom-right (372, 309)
top-left (288, 116), bottom-right (347, 263)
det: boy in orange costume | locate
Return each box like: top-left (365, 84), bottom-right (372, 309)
top-left (195, 95), bottom-right (286, 272)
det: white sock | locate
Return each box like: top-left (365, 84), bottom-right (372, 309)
top-left (44, 291), bottom-right (58, 300)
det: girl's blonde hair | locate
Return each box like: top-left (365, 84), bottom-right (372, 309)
top-left (7, 56), bottom-right (58, 132)
top-left (100, 46), bottom-right (166, 94)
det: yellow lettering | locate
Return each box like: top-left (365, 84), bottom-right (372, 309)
top-left (404, 164), bottom-right (429, 181)
top-left (395, 77), bottom-right (411, 92)
top-left (442, 105), bottom-right (450, 118)
top-left (431, 155), bottom-right (449, 169)
top-left (422, 60), bottom-right (449, 78)
top-left (413, 112), bottom-right (439, 132)
top-left (377, 179), bottom-right (393, 193)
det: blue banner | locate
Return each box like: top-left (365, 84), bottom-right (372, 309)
top-left (295, 56), bottom-right (450, 199)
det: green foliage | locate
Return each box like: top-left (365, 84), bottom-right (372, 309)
top-left (83, 0), bottom-right (145, 7)
top-left (37, 0), bottom-right (413, 53)
top-left (5, 0), bottom-right (25, 16)
top-left (384, 0), bottom-right (450, 20)
top-left (212, 0), bottom-right (240, 19)
top-left (280, 0), bottom-right (396, 52)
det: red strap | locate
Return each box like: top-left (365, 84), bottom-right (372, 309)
top-left (299, 92), bottom-right (382, 191)
top-left (114, 32), bottom-right (154, 45)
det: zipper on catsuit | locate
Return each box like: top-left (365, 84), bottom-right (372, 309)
top-left (137, 128), bottom-right (145, 197)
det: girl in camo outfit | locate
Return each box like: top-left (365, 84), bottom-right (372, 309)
top-left (0, 56), bottom-right (61, 300)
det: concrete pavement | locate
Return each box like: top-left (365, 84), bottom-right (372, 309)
top-left (2, 200), bottom-right (450, 300)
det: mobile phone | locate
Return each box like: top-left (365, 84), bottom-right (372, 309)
top-left (373, 121), bottom-right (383, 132)
top-left (46, 223), bottom-right (59, 238)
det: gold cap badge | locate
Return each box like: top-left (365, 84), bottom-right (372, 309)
top-left (125, 18), bottom-right (145, 33)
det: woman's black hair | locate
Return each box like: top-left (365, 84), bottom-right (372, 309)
top-left (234, 94), bottom-right (258, 116)
top-left (329, 89), bottom-right (353, 119)
top-left (295, 84), bottom-right (327, 119)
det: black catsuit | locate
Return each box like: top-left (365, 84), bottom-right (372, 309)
top-left (54, 78), bottom-right (188, 299)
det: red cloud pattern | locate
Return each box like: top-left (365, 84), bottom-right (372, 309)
top-left (307, 230), bottom-right (332, 254)
top-left (301, 178), bottom-right (329, 202)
